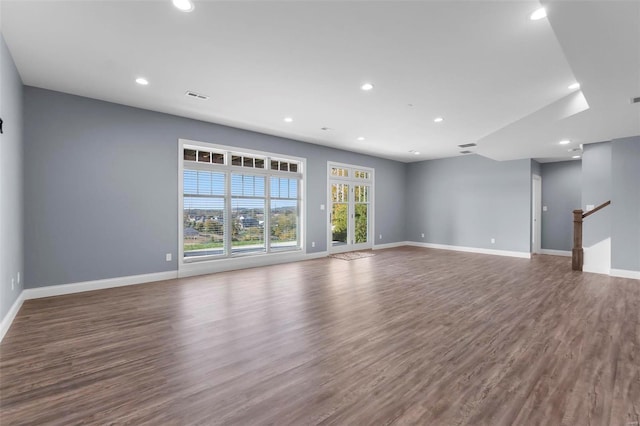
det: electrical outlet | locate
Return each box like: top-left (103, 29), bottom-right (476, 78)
top-left (312, 241), bottom-right (315, 248)
top-left (491, 238), bottom-right (495, 244)
top-left (11, 278), bottom-right (15, 290)
top-left (379, 234), bottom-right (382, 240)
top-left (543, 206), bottom-right (548, 212)
top-left (421, 233), bottom-right (425, 238)
top-left (166, 253), bottom-right (172, 261)
top-left (320, 204), bottom-right (325, 210)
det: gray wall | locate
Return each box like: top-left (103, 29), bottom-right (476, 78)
top-left (611, 136), bottom-right (640, 272)
top-left (581, 142), bottom-right (612, 247)
top-left (540, 160), bottom-right (582, 251)
top-left (23, 87), bottom-right (406, 288)
top-left (406, 155), bottom-right (532, 253)
top-left (0, 34), bottom-right (24, 320)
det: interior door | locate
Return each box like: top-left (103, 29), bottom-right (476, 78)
top-left (532, 175), bottom-right (542, 254)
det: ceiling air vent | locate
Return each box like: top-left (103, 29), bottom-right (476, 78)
top-left (460, 150), bottom-right (473, 154)
top-left (632, 96), bottom-right (640, 104)
top-left (185, 91), bottom-right (209, 100)
top-left (458, 143), bottom-right (477, 148)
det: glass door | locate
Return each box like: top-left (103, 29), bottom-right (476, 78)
top-left (328, 163), bottom-right (373, 253)
top-left (354, 184), bottom-right (370, 245)
top-left (331, 183), bottom-right (349, 247)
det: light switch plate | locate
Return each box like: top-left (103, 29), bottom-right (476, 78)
top-left (543, 206), bottom-right (547, 212)
top-left (586, 204), bottom-right (594, 211)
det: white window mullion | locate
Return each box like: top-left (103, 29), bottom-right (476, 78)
top-left (224, 170), bottom-right (232, 257)
top-left (296, 180), bottom-right (304, 247)
top-left (265, 172), bottom-right (271, 253)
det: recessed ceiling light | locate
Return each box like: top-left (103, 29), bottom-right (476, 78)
top-left (434, 117), bottom-right (444, 123)
top-left (572, 155), bottom-right (581, 159)
top-left (568, 82), bottom-right (580, 90)
top-left (172, 0), bottom-right (194, 12)
top-left (530, 8), bottom-right (547, 20)
top-left (135, 77), bottom-right (149, 86)
top-left (361, 83), bottom-right (374, 91)
top-left (284, 117), bottom-right (293, 123)
top-left (413, 151), bottom-right (420, 155)
top-left (559, 139), bottom-right (570, 145)
top-left (357, 136), bottom-right (365, 141)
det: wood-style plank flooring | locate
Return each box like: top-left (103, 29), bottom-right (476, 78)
top-left (1, 247), bottom-right (639, 425)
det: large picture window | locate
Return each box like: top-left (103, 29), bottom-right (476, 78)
top-left (180, 140), bottom-right (304, 263)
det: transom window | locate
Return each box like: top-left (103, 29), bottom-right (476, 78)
top-left (180, 140), bottom-right (304, 263)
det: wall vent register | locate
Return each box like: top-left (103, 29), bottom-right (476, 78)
top-left (185, 91), bottom-right (209, 100)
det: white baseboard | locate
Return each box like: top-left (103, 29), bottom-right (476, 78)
top-left (540, 249), bottom-right (572, 257)
top-left (373, 241), bottom-right (409, 250)
top-left (582, 265), bottom-right (610, 275)
top-left (23, 270), bottom-right (179, 300)
top-left (0, 291), bottom-right (25, 343)
top-left (406, 241), bottom-right (531, 259)
top-left (178, 250), bottom-right (327, 278)
top-left (610, 269), bottom-right (640, 280)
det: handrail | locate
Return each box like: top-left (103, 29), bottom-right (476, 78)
top-left (582, 200), bottom-right (611, 219)
top-left (572, 200), bottom-right (611, 271)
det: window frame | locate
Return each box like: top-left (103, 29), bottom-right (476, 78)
top-left (179, 139), bottom-right (305, 268)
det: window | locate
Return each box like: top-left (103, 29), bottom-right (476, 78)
top-left (180, 141), bottom-right (304, 263)
top-left (231, 173), bottom-right (266, 254)
top-left (183, 170), bottom-right (225, 258)
top-left (270, 177), bottom-right (299, 252)
top-left (331, 167), bottom-right (349, 177)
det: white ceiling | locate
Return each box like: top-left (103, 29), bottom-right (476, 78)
top-left (1, 0), bottom-right (638, 163)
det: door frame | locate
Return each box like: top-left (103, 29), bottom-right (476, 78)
top-left (327, 161), bottom-right (375, 254)
top-left (532, 174), bottom-right (542, 254)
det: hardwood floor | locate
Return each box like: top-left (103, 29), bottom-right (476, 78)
top-left (1, 247), bottom-right (639, 425)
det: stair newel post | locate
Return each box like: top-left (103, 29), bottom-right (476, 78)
top-left (572, 209), bottom-right (584, 271)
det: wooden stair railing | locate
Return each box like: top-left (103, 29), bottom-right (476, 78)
top-left (572, 200), bottom-right (611, 271)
